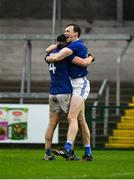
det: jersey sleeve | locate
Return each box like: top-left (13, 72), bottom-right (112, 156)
top-left (67, 54), bottom-right (76, 62)
top-left (67, 42), bottom-right (79, 53)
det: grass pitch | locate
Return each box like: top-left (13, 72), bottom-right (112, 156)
top-left (0, 148), bottom-right (134, 179)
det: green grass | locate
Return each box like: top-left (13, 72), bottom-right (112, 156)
top-left (0, 148), bottom-right (134, 179)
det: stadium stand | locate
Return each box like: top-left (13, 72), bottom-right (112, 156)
top-left (0, 19), bottom-right (134, 82)
top-left (105, 96), bottom-right (134, 148)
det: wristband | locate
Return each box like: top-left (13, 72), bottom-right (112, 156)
top-left (44, 54), bottom-right (49, 63)
top-left (88, 53), bottom-right (95, 62)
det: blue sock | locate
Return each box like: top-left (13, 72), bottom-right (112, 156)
top-left (84, 145), bottom-right (91, 156)
top-left (45, 148), bottom-right (51, 156)
top-left (64, 140), bottom-right (72, 152)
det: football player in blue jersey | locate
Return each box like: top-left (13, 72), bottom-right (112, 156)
top-left (43, 34), bottom-right (93, 160)
top-left (46, 24), bottom-right (95, 161)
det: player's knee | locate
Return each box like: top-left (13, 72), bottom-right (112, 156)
top-left (48, 121), bottom-right (57, 130)
top-left (67, 116), bottom-right (75, 125)
top-left (67, 113), bottom-right (77, 123)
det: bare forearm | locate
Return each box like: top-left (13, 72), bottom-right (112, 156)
top-left (46, 44), bottom-right (57, 54)
top-left (46, 54), bottom-right (59, 62)
top-left (46, 47), bottom-right (72, 62)
top-left (72, 55), bottom-right (94, 67)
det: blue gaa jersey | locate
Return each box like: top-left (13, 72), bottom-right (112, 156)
top-left (67, 40), bottom-right (88, 79)
top-left (48, 49), bottom-right (73, 95)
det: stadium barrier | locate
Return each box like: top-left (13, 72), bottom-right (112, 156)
top-left (85, 104), bottom-right (134, 149)
top-left (85, 79), bottom-right (110, 148)
top-left (0, 33), bottom-right (132, 104)
top-left (0, 104), bottom-right (58, 144)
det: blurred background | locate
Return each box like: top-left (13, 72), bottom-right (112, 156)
top-left (0, 0), bottom-right (134, 149)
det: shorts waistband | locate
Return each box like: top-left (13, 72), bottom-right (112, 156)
top-left (71, 76), bottom-right (87, 81)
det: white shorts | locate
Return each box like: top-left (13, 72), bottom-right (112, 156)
top-left (49, 94), bottom-right (71, 113)
top-left (71, 76), bottom-right (90, 100)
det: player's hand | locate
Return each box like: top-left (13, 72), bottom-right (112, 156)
top-left (88, 53), bottom-right (95, 62)
top-left (44, 54), bottom-right (49, 63)
top-left (45, 55), bottom-right (53, 62)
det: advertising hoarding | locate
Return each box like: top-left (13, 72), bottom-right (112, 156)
top-left (0, 104), bottom-right (58, 144)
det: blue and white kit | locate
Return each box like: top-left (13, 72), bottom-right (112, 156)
top-left (67, 39), bottom-right (90, 100)
top-left (47, 48), bottom-right (72, 113)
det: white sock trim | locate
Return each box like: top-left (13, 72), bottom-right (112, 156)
top-left (67, 140), bottom-right (73, 144)
top-left (84, 144), bottom-right (90, 147)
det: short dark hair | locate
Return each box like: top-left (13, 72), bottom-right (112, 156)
top-left (57, 34), bottom-right (67, 42)
top-left (56, 34), bottom-right (67, 49)
top-left (66, 23), bottom-right (81, 37)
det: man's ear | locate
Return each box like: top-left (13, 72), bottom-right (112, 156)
top-left (75, 32), bottom-right (78, 37)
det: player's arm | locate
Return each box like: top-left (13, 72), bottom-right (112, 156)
top-left (44, 44), bottom-right (57, 63)
top-left (71, 54), bottom-right (95, 67)
top-left (46, 44), bottom-right (57, 54)
top-left (46, 47), bottom-right (73, 62)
